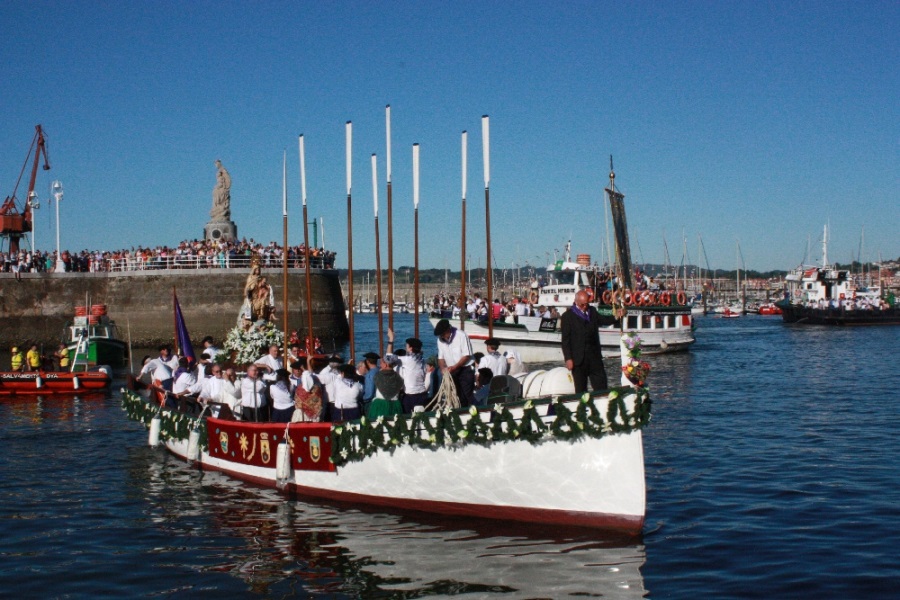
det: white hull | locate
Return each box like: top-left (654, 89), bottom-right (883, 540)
top-left (139, 389), bottom-right (647, 534)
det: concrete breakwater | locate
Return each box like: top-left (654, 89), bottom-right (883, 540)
top-left (0, 269), bottom-right (348, 348)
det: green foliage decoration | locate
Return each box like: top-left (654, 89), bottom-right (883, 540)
top-left (121, 389), bottom-right (208, 451)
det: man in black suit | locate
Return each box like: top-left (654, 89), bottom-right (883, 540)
top-left (560, 290), bottom-right (615, 394)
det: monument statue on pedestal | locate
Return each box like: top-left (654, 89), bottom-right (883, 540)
top-left (204, 159), bottom-right (238, 242)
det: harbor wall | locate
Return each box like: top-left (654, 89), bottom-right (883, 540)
top-left (0, 269), bottom-right (348, 348)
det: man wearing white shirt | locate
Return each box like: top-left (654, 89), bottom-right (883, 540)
top-left (433, 318), bottom-right (475, 407)
top-left (254, 344), bottom-right (283, 383)
top-left (240, 365), bottom-right (268, 421)
top-left (386, 329), bottom-right (428, 413)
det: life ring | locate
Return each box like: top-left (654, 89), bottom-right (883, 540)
top-left (623, 291), bottom-right (634, 305)
top-left (647, 292), bottom-right (658, 305)
top-left (602, 290), bottom-right (613, 304)
top-left (641, 292), bottom-right (651, 306)
top-left (839, 293), bottom-right (845, 299)
top-left (660, 291), bottom-right (671, 306)
top-left (585, 288), bottom-right (595, 302)
top-left (529, 290), bottom-right (539, 303)
top-left (610, 290), bottom-right (620, 305)
top-left (677, 292), bottom-right (687, 305)
top-left (634, 292), bottom-right (645, 306)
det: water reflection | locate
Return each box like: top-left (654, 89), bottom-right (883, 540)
top-left (135, 456), bottom-right (646, 597)
top-left (0, 392), bottom-right (108, 426)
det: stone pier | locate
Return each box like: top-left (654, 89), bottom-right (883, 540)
top-left (0, 268), bottom-right (348, 348)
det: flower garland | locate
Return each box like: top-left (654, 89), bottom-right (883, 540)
top-left (329, 386), bottom-right (651, 466)
top-left (121, 389), bottom-right (209, 450)
top-left (223, 322), bottom-right (285, 366)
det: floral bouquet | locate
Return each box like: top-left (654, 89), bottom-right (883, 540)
top-left (223, 322), bottom-right (285, 366)
top-left (622, 358), bottom-right (651, 387)
top-left (621, 332), bottom-right (642, 359)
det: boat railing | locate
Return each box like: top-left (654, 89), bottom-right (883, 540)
top-left (101, 254), bottom-right (334, 272)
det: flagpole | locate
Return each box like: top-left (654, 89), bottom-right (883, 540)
top-left (482, 115), bottom-right (493, 337)
top-left (386, 105), bottom-right (394, 332)
top-left (282, 149), bottom-right (289, 362)
top-left (413, 142), bottom-right (420, 338)
top-left (460, 131), bottom-right (467, 330)
top-left (299, 135), bottom-right (315, 361)
top-left (346, 121), bottom-right (355, 364)
top-left (372, 153), bottom-right (384, 358)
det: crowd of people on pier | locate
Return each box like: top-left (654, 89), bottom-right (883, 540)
top-left (135, 321), bottom-right (526, 424)
top-left (804, 295), bottom-right (894, 311)
top-left (0, 238), bottom-right (336, 276)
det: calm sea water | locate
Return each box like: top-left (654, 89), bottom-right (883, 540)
top-left (1, 314), bottom-right (898, 598)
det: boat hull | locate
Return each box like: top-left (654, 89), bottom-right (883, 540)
top-left (133, 390), bottom-right (648, 535)
top-left (67, 339), bottom-right (128, 369)
top-left (0, 371), bottom-right (111, 395)
top-left (778, 302), bottom-right (900, 326)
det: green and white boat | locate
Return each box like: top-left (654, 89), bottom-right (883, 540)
top-left (65, 304), bottom-right (128, 371)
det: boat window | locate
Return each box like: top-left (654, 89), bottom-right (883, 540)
top-left (626, 315), bottom-right (638, 329)
top-left (642, 315), bottom-right (653, 329)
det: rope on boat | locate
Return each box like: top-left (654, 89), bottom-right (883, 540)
top-left (425, 371), bottom-right (461, 412)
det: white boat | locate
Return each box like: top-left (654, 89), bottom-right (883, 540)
top-left (124, 361), bottom-right (650, 535)
top-left (431, 245), bottom-right (694, 363)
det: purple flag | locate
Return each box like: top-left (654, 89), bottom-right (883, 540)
top-left (174, 292), bottom-right (196, 364)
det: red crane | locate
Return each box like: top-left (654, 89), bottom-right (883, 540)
top-left (1, 125), bottom-right (51, 254)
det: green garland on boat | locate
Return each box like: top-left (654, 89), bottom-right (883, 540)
top-left (121, 390), bottom-right (209, 451)
top-left (330, 386), bottom-right (651, 466)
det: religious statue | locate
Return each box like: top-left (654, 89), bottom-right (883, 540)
top-left (211, 159), bottom-right (232, 221)
top-left (238, 264), bottom-right (276, 330)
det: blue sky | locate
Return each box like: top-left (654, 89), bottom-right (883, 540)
top-left (1, 1), bottom-right (897, 272)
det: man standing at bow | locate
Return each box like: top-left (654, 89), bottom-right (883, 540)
top-left (560, 290), bottom-right (616, 394)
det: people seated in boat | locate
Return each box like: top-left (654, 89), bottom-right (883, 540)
top-left (514, 297), bottom-right (529, 322)
top-left (473, 367), bottom-right (494, 406)
top-left (332, 363), bottom-right (363, 422)
top-left (55, 343), bottom-right (70, 371)
top-left (538, 305), bottom-right (552, 319)
top-left (386, 329), bottom-right (428, 413)
top-left (10, 346), bottom-right (25, 372)
top-left (480, 338), bottom-right (509, 378)
top-left (254, 344), bottom-right (283, 383)
top-left (491, 299), bottom-right (507, 322)
top-left (26, 344), bottom-right (41, 372)
top-left (269, 369), bottom-right (295, 423)
top-left (239, 364), bottom-right (268, 422)
top-left (368, 356), bottom-right (405, 419)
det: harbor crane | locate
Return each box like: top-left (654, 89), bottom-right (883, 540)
top-left (0, 125), bottom-right (51, 254)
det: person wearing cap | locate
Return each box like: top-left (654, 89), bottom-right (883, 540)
top-left (433, 318), bottom-right (475, 407)
top-left (386, 329), bottom-right (428, 413)
top-left (10, 346), bottom-right (25, 372)
top-left (361, 351), bottom-right (381, 411)
top-left (480, 338), bottom-right (509, 378)
top-left (269, 368), bottom-right (295, 423)
top-left (332, 363), bottom-right (363, 422)
top-left (367, 355), bottom-right (404, 419)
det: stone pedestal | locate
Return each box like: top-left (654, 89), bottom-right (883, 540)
top-left (205, 220), bottom-right (238, 243)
